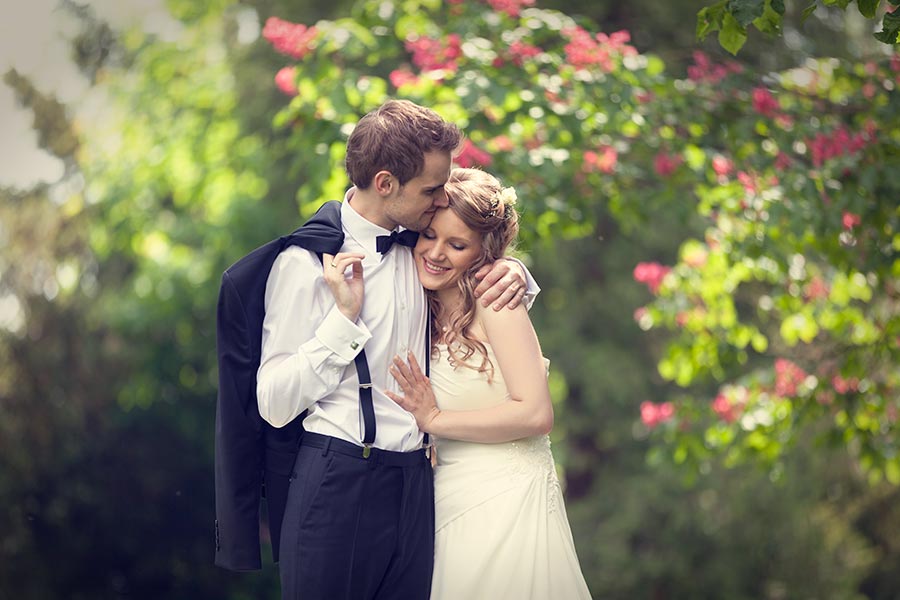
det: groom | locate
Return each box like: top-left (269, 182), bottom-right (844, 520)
top-left (219, 99), bottom-right (535, 599)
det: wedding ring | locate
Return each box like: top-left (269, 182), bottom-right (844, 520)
top-left (330, 261), bottom-right (338, 268)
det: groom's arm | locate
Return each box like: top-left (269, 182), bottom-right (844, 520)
top-left (473, 257), bottom-right (540, 311)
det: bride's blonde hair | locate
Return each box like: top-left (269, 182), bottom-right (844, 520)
top-left (429, 168), bottom-right (520, 380)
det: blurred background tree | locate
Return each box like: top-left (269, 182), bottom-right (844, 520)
top-left (1, 0), bottom-right (897, 598)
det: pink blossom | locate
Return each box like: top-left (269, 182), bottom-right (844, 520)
top-left (633, 307), bottom-right (648, 322)
top-left (486, 0), bottom-right (535, 17)
top-left (490, 135), bottom-right (514, 152)
top-left (803, 276), bottom-right (829, 301)
top-left (507, 41), bottom-right (542, 65)
top-left (774, 152), bottom-right (792, 171)
top-left (389, 68), bottom-right (420, 88)
top-left (405, 34), bottom-right (462, 73)
top-left (562, 26), bottom-right (636, 72)
top-left (712, 394), bottom-right (738, 423)
top-left (263, 17), bottom-right (318, 59)
top-left (633, 262), bottom-right (671, 294)
top-left (583, 146), bottom-right (617, 174)
top-left (274, 67), bottom-right (298, 96)
top-left (454, 139), bottom-right (492, 168)
top-left (737, 171), bottom-right (757, 194)
top-left (712, 155), bottom-right (734, 177)
top-left (774, 359), bottom-right (807, 397)
top-left (634, 90), bottom-right (654, 104)
top-left (687, 51), bottom-right (735, 84)
top-left (654, 151), bottom-right (682, 177)
top-left (842, 211), bottom-right (861, 230)
top-left (641, 401), bottom-right (675, 428)
top-left (751, 87), bottom-right (779, 117)
top-left (832, 375), bottom-right (859, 394)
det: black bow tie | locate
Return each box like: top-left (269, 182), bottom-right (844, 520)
top-left (375, 230), bottom-right (419, 255)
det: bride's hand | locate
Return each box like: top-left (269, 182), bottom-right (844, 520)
top-left (385, 352), bottom-right (441, 433)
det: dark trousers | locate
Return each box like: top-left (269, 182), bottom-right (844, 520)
top-left (279, 432), bottom-right (434, 600)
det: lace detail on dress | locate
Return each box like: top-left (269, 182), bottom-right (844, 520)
top-left (506, 435), bottom-right (562, 513)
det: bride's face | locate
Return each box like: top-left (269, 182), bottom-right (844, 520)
top-left (414, 208), bottom-right (483, 291)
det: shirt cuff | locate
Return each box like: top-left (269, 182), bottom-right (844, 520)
top-left (507, 257), bottom-right (541, 311)
top-left (314, 306), bottom-right (372, 362)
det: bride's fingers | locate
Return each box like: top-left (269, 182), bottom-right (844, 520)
top-left (405, 352), bottom-right (428, 384)
top-left (389, 363), bottom-right (412, 392)
top-left (392, 355), bottom-right (415, 381)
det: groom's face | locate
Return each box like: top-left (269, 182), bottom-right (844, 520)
top-left (383, 151), bottom-right (451, 232)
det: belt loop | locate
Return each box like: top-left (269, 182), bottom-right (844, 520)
top-left (321, 437), bottom-right (332, 457)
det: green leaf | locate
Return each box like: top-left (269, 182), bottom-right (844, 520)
top-left (801, 3), bottom-right (818, 21)
top-left (754, 3), bottom-right (784, 34)
top-left (719, 12), bottom-right (749, 54)
top-left (875, 11), bottom-right (900, 43)
top-left (770, 0), bottom-right (786, 13)
top-left (697, 1), bottom-right (729, 39)
top-left (857, 0), bottom-right (879, 18)
top-left (728, 0), bottom-right (766, 26)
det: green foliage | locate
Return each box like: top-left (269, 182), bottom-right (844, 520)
top-left (258, 0), bottom-right (900, 482)
top-left (698, 0), bottom-right (900, 53)
top-left (4, 0), bottom-right (900, 596)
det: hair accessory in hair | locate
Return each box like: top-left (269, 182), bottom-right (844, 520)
top-left (495, 186), bottom-right (517, 208)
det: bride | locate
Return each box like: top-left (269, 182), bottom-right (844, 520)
top-left (385, 168), bottom-right (592, 599)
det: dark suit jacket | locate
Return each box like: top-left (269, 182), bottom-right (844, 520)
top-left (214, 200), bottom-right (344, 571)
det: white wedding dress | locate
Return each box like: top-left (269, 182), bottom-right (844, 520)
top-left (428, 344), bottom-right (592, 600)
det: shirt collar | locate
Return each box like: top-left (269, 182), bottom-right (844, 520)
top-left (341, 187), bottom-right (394, 258)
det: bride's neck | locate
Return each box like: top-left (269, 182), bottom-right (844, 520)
top-left (433, 287), bottom-right (467, 339)
top-left (436, 286), bottom-right (465, 314)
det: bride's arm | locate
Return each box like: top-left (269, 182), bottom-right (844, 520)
top-left (387, 302), bottom-right (553, 443)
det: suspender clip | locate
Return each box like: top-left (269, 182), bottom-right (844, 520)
top-left (362, 443), bottom-right (372, 459)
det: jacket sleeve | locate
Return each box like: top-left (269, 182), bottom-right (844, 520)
top-left (214, 271), bottom-right (264, 571)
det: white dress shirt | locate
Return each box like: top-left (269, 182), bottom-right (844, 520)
top-left (257, 189), bottom-right (539, 452)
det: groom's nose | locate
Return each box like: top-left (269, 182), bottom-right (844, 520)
top-left (433, 188), bottom-right (448, 208)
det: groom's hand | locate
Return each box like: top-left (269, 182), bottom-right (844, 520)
top-left (473, 259), bottom-right (527, 311)
top-left (322, 252), bottom-right (366, 322)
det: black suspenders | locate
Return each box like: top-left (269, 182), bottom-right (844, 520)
top-left (353, 306), bottom-right (431, 457)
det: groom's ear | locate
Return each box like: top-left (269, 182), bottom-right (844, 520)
top-left (373, 171), bottom-right (394, 196)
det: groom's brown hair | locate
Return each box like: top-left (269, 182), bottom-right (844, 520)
top-left (345, 99), bottom-right (461, 189)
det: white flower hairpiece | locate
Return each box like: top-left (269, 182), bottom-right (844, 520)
top-left (495, 186), bottom-right (517, 207)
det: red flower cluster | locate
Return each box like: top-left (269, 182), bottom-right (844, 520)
top-left (712, 393), bottom-right (739, 423)
top-left (486, 0), bottom-right (536, 17)
top-left (687, 51), bottom-right (742, 84)
top-left (803, 276), bottom-right (829, 301)
top-left (807, 126), bottom-right (872, 168)
top-left (405, 34), bottom-right (462, 72)
top-left (498, 40), bottom-right (542, 66)
top-left (275, 67), bottom-right (298, 96)
top-left (633, 262), bottom-right (671, 294)
top-left (583, 146), bottom-right (617, 174)
top-left (389, 68), bottom-right (420, 88)
top-left (562, 27), bottom-right (635, 72)
top-left (774, 359), bottom-right (807, 397)
top-left (832, 375), bottom-right (860, 394)
top-left (263, 17), bottom-right (318, 59)
top-left (454, 139), bottom-right (492, 168)
top-left (842, 211), bottom-right (862, 230)
top-left (641, 401), bottom-right (675, 429)
top-left (712, 155), bottom-right (734, 177)
top-left (751, 87), bottom-right (779, 117)
top-left (654, 151), bottom-right (682, 177)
